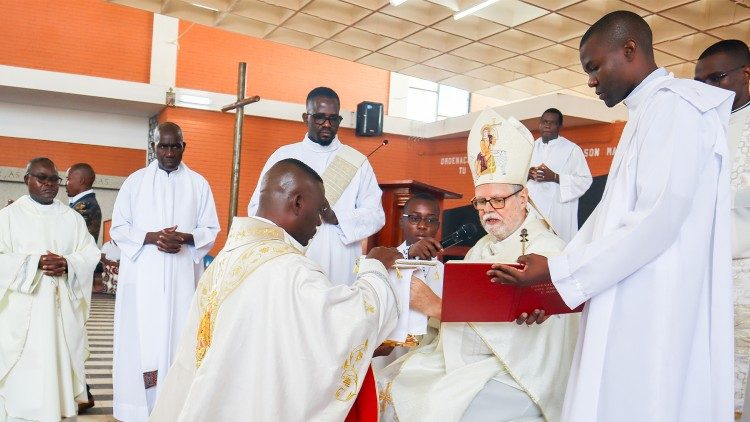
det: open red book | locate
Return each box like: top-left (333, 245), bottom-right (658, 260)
top-left (441, 261), bottom-right (584, 322)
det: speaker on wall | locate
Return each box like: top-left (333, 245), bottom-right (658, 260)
top-left (356, 101), bottom-right (383, 137)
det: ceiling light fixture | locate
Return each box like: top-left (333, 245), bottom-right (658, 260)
top-left (179, 95), bottom-right (212, 106)
top-left (454, 0), bottom-right (500, 20)
top-left (191, 3), bottom-right (219, 12)
top-left (390, 0), bottom-right (408, 5)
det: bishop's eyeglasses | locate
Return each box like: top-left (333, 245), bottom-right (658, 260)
top-left (470, 189), bottom-right (521, 210)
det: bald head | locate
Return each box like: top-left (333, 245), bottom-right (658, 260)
top-left (257, 159), bottom-right (325, 246)
top-left (580, 11), bottom-right (654, 60)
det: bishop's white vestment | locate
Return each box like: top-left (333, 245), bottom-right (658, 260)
top-left (548, 68), bottom-right (735, 421)
top-left (528, 135), bottom-right (592, 242)
top-left (149, 216), bottom-right (400, 421)
top-left (379, 214), bottom-right (579, 422)
top-left (730, 100), bottom-right (750, 417)
top-left (248, 136), bottom-right (385, 285)
top-left (0, 196), bottom-right (100, 421)
top-left (111, 161), bottom-right (219, 421)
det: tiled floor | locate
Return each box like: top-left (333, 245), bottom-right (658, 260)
top-left (79, 293), bottom-right (116, 421)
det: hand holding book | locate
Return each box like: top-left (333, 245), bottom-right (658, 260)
top-left (488, 253), bottom-right (551, 287)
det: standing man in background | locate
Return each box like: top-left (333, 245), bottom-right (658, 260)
top-left (111, 122), bottom-right (220, 421)
top-left (66, 162), bottom-right (102, 412)
top-left (0, 157), bottom-right (100, 421)
top-left (248, 87), bottom-right (385, 285)
top-left (67, 163), bottom-right (102, 243)
top-left (527, 108), bottom-right (592, 242)
top-left (695, 39), bottom-right (750, 420)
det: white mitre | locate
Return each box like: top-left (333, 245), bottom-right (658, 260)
top-left (467, 108), bottom-right (534, 187)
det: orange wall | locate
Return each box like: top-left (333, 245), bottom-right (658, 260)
top-left (0, 136), bottom-right (143, 177)
top-left (0, 0), bottom-right (153, 83)
top-left (175, 22), bottom-right (391, 113)
top-left (159, 107), bottom-right (418, 253)
top-left (0, 114), bottom-right (622, 255)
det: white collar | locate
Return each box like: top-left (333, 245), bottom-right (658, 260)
top-left (302, 134), bottom-right (341, 153)
top-left (623, 67), bottom-right (669, 110)
top-left (68, 189), bottom-right (94, 204)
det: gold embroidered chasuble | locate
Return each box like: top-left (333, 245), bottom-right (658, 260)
top-left (151, 217), bottom-right (401, 421)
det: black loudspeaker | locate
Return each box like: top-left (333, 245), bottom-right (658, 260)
top-left (356, 101), bottom-right (383, 137)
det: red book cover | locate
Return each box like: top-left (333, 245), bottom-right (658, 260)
top-left (441, 261), bottom-right (584, 322)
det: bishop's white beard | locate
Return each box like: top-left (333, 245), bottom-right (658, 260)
top-left (480, 210), bottom-right (524, 242)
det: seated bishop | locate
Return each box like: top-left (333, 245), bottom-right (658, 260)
top-left (378, 109), bottom-right (580, 422)
top-left (150, 158), bottom-right (406, 421)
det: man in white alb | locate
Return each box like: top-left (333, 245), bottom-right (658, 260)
top-left (111, 122), bottom-right (220, 421)
top-left (0, 157), bottom-right (100, 421)
top-left (494, 11), bottom-right (735, 421)
top-left (527, 108), bottom-right (592, 242)
top-left (696, 39), bottom-right (750, 420)
top-left (151, 158), bottom-right (403, 421)
top-left (248, 86), bottom-right (385, 285)
top-left (379, 109), bottom-right (578, 422)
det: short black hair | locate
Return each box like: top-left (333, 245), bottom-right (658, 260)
top-left (580, 10), bottom-right (654, 60)
top-left (698, 39), bottom-right (750, 64)
top-left (306, 87), bottom-right (340, 111)
top-left (542, 108), bottom-right (563, 126)
top-left (404, 193), bottom-right (439, 213)
top-left (25, 157), bottom-right (55, 175)
top-left (277, 158), bottom-right (323, 184)
top-left (69, 162), bottom-right (96, 186)
top-left (69, 163), bottom-right (95, 176)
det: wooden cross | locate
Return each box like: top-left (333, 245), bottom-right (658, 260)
top-left (221, 62), bottom-right (260, 230)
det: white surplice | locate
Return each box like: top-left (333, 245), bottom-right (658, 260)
top-left (527, 136), bottom-right (592, 242)
top-left (0, 196), bottom-right (100, 421)
top-left (111, 161), bottom-right (219, 422)
top-left (150, 217), bottom-right (399, 421)
top-left (548, 69), bottom-right (735, 422)
top-left (380, 214), bottom-right (579, 422)
top-left (730, 100), bottom-right (750, 416)
top-left (247, 135), bottom-right (385, 285)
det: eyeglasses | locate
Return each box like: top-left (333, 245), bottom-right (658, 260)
top-left (27, 173), bottom-right (63, 185)
top-left (470, 189), bottom-right (521, 210)
top-left (695, 64), bottom-right (748, 85)
top-left (402, 214), bottom-right (440, 226)
top-left (307, 113), bottom-right (343, 126)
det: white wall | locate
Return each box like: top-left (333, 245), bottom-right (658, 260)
top-left (0, 101), bottom-right (149, 150)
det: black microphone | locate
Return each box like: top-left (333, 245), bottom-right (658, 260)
top-left (366, 139), bottom-right (389, 157)
top-left (440, 223), bottom-right (479, 249)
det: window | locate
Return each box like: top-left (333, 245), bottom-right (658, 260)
top-left (390, 74), bottom-right (470, 123)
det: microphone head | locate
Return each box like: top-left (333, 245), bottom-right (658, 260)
top-left (383, 139), bottom-right (389, 145)
top-left (440, 223), bottom-right (479, 249)
top-left (457, 223), bottom-right (478, 239)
